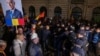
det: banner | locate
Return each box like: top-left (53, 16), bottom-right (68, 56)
top-left (0, 0), bottom-right (24, 26)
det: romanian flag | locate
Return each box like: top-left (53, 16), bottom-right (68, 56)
top-left (36, 12), bottom-right (45, 20)
top-left (5, 18), bottom-right (25, 26)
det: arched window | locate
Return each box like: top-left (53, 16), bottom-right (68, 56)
top-left (71, 7), bottom-right (82, 20)
top-left (29, 5), bottom-right (35, 19)
top-left (54, 6), bottom-right (62, 16)
top-left (40, 6), bottom-right (47, 17)
top-left (92, 7), bottom-right (100, 23)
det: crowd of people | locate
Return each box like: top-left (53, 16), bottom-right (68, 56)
top-left (0, 16), bottom-right (100, 56)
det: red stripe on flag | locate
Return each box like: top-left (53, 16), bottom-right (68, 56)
top-left (18, 18), bottom-right (25, 26)
top-left (39, 12), bottom-right (45, 18)
top-left (35, 12), bottom-right (45, 20)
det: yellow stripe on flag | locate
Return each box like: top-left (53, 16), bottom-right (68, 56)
top-left (36, 15), bottom-right (40, 20)
top-left (12, 19), bottom-right (19, 26)
top-left (35, 12), bottom-right (45, 20)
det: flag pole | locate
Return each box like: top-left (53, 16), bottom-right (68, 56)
top-left (15, 26), bottom-right (18, 34)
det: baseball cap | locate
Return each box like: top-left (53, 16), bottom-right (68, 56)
top-left (31, 33), bottom-right (38, 39)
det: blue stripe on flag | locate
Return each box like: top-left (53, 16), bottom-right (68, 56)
top-left (5, 18), bottom-right (12, 26)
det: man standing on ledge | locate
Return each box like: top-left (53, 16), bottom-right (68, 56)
top-left (5, 0), bottom-right (22, 19)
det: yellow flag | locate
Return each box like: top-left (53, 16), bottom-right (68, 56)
top-left (12, 19), bottom-right (19, 26)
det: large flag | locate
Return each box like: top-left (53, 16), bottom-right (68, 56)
top-left (36, 12), bottom-right (45, 20)
top-left (5, 18), bottom-right (25, 26)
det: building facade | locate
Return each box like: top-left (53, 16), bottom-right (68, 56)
top-left (20, 0), bottom-right (100, 21)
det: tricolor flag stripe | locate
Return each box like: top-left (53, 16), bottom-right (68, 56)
top-left (12, 19), bottom-right (19, 26)
top-left (35, 12), bottom-right (45, 20)
top-left (18, 19), bottom-right (25, 25)
top-left (5, 19), bottom-right (12, 26)
top-left (5, 18), bottom-right (25, 26)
